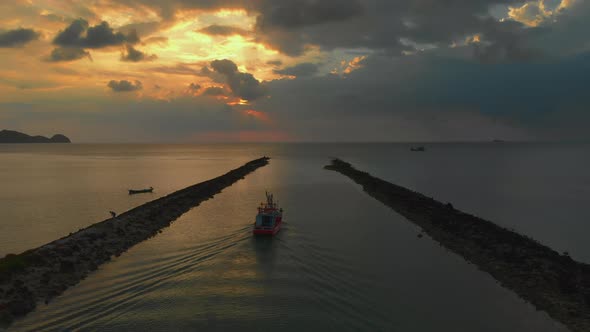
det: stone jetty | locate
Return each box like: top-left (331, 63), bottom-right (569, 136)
top-left (325, 158), bottom-right (590, 332)
top-left (0, 157), bottom-right (269, 327)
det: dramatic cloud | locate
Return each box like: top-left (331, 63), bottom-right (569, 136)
top-left (0, 28), bottom-right (39, 47)
top-left (267, 60), bottom-right (283, 66)
top-left (187, 83), bottom-right (201, 93)
top-left (118, 21), bottom-right (161, 38)
top-left (203, 86), bottom-right (226, 96)
top-left (470, 19), bottom-right (541, 63)
top-left (47, 47), bottom-right (92, 62)
top-left (526, 0), bottom-right (590, 56)
top-left (210, 59), bottom-right (238, 75)
top-left (34, 0), bottom-right (574, 61)
top-left (54, 19), bottom-right (139, 49)
top-left (508, 2), bottom-right (551, 26)
top-left (342, 56), bottom-right (367, 75)
top-left (247, 0), bottom-right (534, 57)
top-left (274, 62), bottom-right (319, 77)
top-left (198, 25), bottom-right (249, 36)
top-left (255, 0), bottom-right (364, 29)
top-left (107, 80), bottom-right (143, 92)
top-left (1, 0), bottom-right (589, 142)
top-left (253, 51), bottom-right (590, 140)
top-left (121, 44), bottom-right (157, 62)
top-left (210, 59), bottom-right (267, 101)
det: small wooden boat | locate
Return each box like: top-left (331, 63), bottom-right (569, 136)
top-left (128, 187), bottom-right (153, 195)
top-left (253, 192), bottom-right (283, 236)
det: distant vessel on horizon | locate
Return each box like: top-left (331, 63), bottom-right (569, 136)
top-left (253, 192), bottom-right (283, 236)
top-left (410, 146), bottom-right (426, 152)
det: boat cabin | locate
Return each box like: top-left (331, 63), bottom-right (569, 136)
top-left (253, 192), bottom-right (283, 235)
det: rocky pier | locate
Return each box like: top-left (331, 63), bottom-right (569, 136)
top-left (0, 157), bottom-right (270, 327)
top-left (325, 158), bottom-right (590, 332)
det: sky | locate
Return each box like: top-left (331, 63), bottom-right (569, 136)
top-left (0, 0), bottom-right (588, 142)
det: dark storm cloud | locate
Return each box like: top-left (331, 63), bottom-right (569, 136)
top-left (251, 0), bottom-right (401, 55)
top-left (107, 80), bottom-right (143, 92)
top-left (99, 0), bottom-right (576, 61)
top-left (54, 19), bottom-right (139, 49)
top-left (0, 28), bottom-right (39, 47)
top-left (526, 1), bottom-right (590, 57)
top-left (198, 25), bottom-right (249, 36)
top-left (210, 59), bottom-right (238, 75)
top-left (3, 0), bottom-right (587, 143)
top-left (255, 0), bottom-right (364, 29)
top-left (188, 83), bottom-right (201, 92)
top-left (121, 44), bottom-right (157, 62)
top-left (274, 63), bottom-right (319, 77)
top-left (253, 51), bottom-right (590, 140)
top-left (267, 60), bottom-right (282, 66)
top-left (414, 53), bottom-right (590, 116)
top-left (252, 0), bottom-right (532, 57)
top-left (101, 0), bottom-right (538, 59)
top-left (203, 86), bottom-right (226, 96)
top-left (47, 47), bottom-right (92, 62)
top-left (469, 18), bottom-right (541, 63)
top-left (210, 59), bottom-right (267, 101)
top-left (119, 21), bottom-right (162, 37)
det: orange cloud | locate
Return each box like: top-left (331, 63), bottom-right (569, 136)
top-left (242, 109), bottom-right (271, 123)
top-left (227, 98), bottom-right (249, 105)
top-left (507, 0), bottom-right (577, 27)
top-left (343, 56), bottom-right (367, 75)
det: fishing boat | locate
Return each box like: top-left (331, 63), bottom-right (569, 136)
top-left (253, 192), bottom-right (283, 236)
top-left (410, 146), bottom-right (426, 152)
top-left (128, 187), bottom-right (153, 195)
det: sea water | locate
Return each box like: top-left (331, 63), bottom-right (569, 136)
top-left (3, 143), bottom-right (586, 331)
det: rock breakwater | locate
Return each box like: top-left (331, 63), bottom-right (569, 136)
top-left (325, 158), bottom-right (590, 332)
top-left (0, 157), bottom-right (269, 327)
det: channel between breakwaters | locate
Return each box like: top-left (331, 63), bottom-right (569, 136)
top-left (325, 158), bottom-right (590, 332)
top-left (0, 157), bottom-right (270, 327)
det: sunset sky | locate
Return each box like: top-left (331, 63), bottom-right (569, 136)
top-left (0, 0), bottom-right (588, 142)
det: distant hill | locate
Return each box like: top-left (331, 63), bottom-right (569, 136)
top-left (0, 130), bottom-right (71, 143)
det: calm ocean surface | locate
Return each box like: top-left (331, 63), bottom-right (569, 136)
top-left (2, 143), bottom-right (587, 331)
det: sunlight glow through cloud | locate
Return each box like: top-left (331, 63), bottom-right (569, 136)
top-left (0, 0), bottom-right (587, 142)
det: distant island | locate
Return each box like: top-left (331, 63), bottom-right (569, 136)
top-left (0, 130), bottom-right (71, 143)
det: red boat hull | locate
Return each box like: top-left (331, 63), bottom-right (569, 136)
top-left (253, 221), bottom-right (281, 236)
